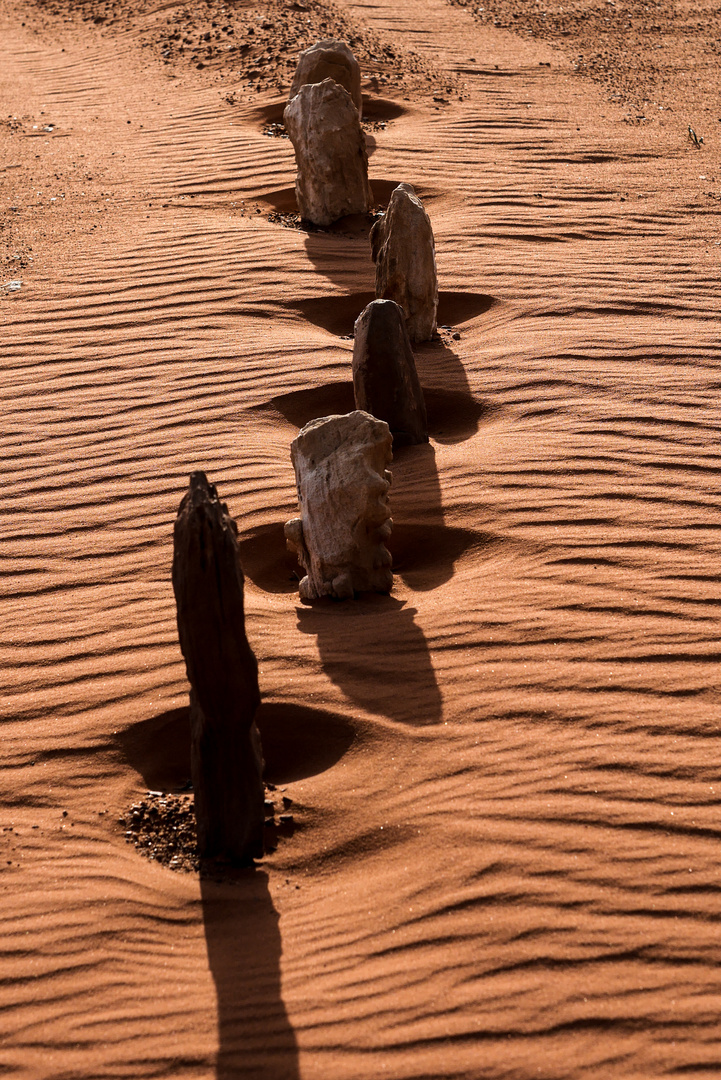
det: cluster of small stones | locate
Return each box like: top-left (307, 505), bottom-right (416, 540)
top-left (266, 209), bottom-right (325, 232)
top-left (120, 793), bottom-right (199, 872)
top-left (265, 207), bottom-right (384, 234)
top-left (263, 122), bottom-right (290, 138)
top-left (120, 787), bottom-right (295, 873)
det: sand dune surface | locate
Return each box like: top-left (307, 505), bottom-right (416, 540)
top-left (2, 0), bottom-right (721, 1075)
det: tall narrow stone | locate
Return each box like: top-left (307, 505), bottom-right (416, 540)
top-left (353, 299), bottom-right (428, 445)
top-left (172, 471), bottom-right (264, 863)
top-left (283, 78), bottom-right (373, 227)
top-left (285, 411), bottom-right (393, 601)
top-left (289, 39), bottom-right (362, 118)
top-left (370, 182), bottom-right (438, 342)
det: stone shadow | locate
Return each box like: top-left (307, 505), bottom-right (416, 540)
top-left (389, 522), bottom-right (498, 592)
top-left (298, 183), bottom-right (444, 286)
top-left (116, 702), bottom-right (355, 790)
top-left (201, 870), bottom-right (300, 1080)
top-left (257, 701), bottom-right (356, 784)
top-left (281, 289), bottom-right (495, 348)
top-left (249, 94), bottom-right (408, 133)
top-left (391, 440), bottom-right (444, 529)
top-left (258, 377), bottom-right (494, 444)
top-left (413, 335), bottom-right (495, 443)
top-left (295, 594), bottom-right (443, 725)
top-left (116, 704), bottom-right (363, 1080)
top-left (249, 94), bottom-right (408, 163)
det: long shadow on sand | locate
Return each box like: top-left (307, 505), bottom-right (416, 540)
top-left (201, 871), bottom-right (300, 1080)
top-left (116, 718), bottom-right (300, 1079)
top-left (115, 702), bottom-right (360, 1080)
top-left (200, 700), bottom-right (355, 1080)
top-left (296, 594), bottom-right (443, 725)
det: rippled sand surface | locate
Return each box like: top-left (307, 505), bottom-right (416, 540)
top-left (2, 0), bottom-right (721, 1075)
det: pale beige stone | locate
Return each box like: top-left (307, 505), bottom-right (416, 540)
top-left (285, 410), bottom-right (393, 601)
top-left (289, 39), bottom-right (362, 118)
top-left (283, 78), bottom-right (373, 227)
top-left (370, 182), bottom-right (438, 342)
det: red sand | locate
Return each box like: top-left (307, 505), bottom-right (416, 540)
top-left (2, 0), bottom-right (721, 1075)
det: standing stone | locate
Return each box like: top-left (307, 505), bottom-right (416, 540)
top-left (289, 39), bottom-right (362, 118)
top-left (285, 411), bottom-right (393, 601)
top-left (353, 299), bottom-right (428, 445)
top-left (172, 471), bottom-right (264, 863)
top-left (283, 78), bottom-right (373, 227)
top-left (370, 182), bottom-right (438, 342)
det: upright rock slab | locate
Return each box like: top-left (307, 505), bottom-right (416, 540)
top-left (172, 471), bottom-right (264, 863)
top-left (370, 182), bottom-right (438, 342)
top-left (285, 410), bottom-right (393, 601)
top-left (283, 78), bottom-right (373, 227)
top-left (353, 299), bottom-right (428, 445)
top-left (289, 39), bottom-right (362, 118)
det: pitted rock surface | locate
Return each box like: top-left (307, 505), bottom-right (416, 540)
top-left (353, 299), bottom-right (428, 445)
top-left (284, 78), bottom-right (372, 226)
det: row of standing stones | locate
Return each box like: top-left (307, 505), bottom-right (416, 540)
top-left (171, 40), bottom-right (440, 862)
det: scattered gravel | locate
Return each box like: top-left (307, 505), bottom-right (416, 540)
top-left (119, 786), bottom-right (294, 873)
top-left (445, 0), bottom-right (721, 111)
top-left (28, 0), bottom-right (460, 102)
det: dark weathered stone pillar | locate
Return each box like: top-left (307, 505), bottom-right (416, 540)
top-left (352, 298), bottom-right (428, 445)
top-left (172, 471), bottom-right (264, 863)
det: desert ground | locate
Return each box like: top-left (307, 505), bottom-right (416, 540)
top-left (2, 0), bottom-right (721, 1075)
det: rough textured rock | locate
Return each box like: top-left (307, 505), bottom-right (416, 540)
top-left (370, 182), bottom-right (439, 342)
top-left (172, 471), bottom-right (264, 863)
top-left (353, 299), bottom-right (428, 445)
top-left (289, 39), bottom-right (362, 118)
top-left (283, 78), bottom-right (373, 227)
top-left (285, 410), bottom-right (393, 601)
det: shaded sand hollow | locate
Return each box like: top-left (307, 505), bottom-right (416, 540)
top-left (2, 0), bottom-right (721, 1075)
